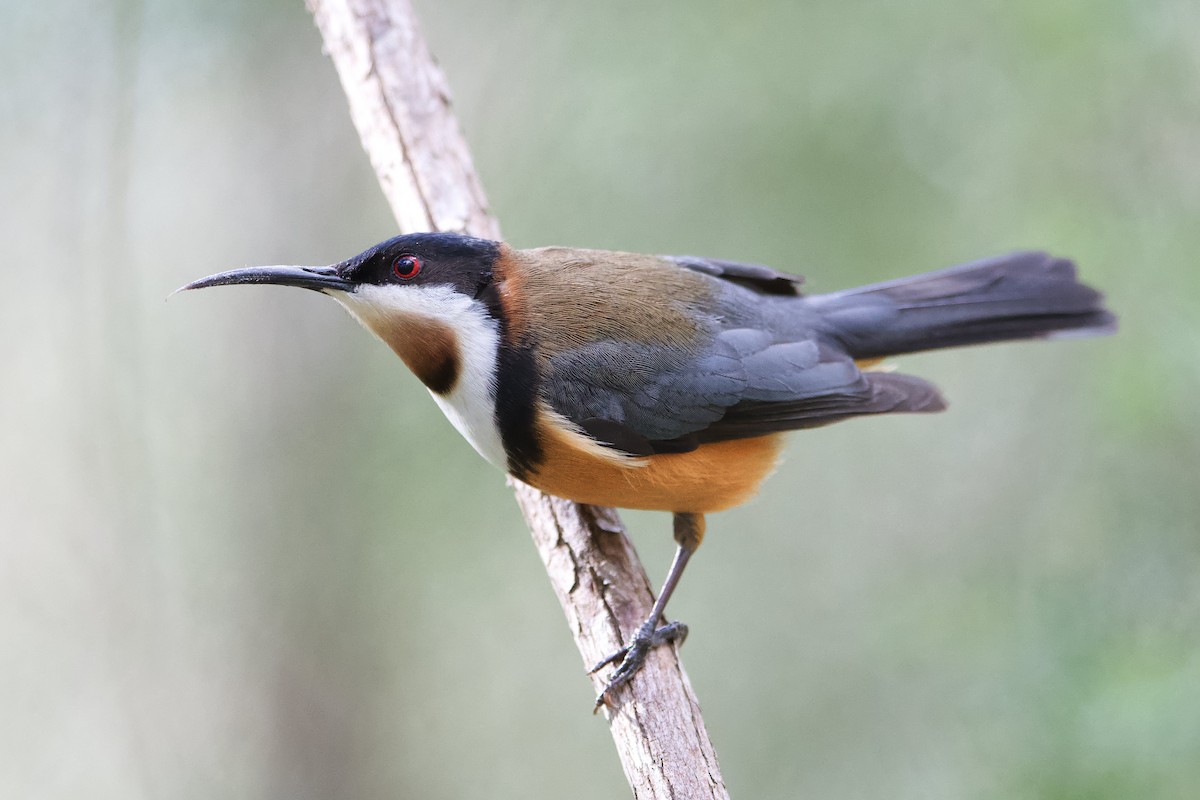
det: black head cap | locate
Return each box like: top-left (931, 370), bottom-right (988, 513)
top-left (335, 232), bottom-right (501, 299)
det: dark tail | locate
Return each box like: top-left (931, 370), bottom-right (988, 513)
top-left (809, 251), bottom-right (1117, 360)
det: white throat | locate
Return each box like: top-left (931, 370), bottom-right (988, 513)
top-left (332, 283), bottom-right (508, 470)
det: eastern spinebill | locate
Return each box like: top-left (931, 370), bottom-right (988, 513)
top-left (181, 233), bottom-right (1116, 710)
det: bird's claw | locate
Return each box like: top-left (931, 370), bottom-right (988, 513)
top-left (590, 620), bottom-right (688, 712)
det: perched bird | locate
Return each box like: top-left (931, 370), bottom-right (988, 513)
top-left (182, 233), bottom-right (1115, 709)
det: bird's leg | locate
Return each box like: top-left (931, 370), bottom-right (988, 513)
top-left (590, 512), bottom-right (704, 711)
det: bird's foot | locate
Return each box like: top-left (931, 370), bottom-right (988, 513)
top-left (589, 619), bottom-right (688, 712)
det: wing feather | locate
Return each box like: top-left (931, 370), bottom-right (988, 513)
top-left (528, 249), bottom-right (942, 455)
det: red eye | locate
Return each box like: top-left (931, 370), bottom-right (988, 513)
top-left (392, 254), bottom-right (422, 280)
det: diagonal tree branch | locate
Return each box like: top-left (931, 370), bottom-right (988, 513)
top-left (305, 0), bottom-right (729, 797)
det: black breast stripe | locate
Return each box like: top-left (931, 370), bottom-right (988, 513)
top-left (477, 281), bottom-right (543, 479)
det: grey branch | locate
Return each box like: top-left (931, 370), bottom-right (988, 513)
top-left (305, 0), bottom-right (729, 797)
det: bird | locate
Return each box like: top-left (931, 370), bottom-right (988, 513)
top-left (181, 232), bottom-right (1116, 709)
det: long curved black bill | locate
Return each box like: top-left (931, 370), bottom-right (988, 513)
top-left (174, 265), bottom-right (353, 295)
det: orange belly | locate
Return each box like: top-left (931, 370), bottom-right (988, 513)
top-left (524, 415), bottom-right (784, 513)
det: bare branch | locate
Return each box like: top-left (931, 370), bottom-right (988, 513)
top-left (306, 1), bottom-right (729, 796)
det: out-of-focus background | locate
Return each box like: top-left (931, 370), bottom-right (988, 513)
top-left (3, 0), bottom-right (1197, 797)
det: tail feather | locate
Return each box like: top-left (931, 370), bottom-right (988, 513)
top-left (811, 251), bottom-right (1117, 360)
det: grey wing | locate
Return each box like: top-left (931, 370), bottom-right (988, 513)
top-left (664, 255), bottom-right (805, 296)
top-left (542, 338), bottom-right (747, 454)
top-left (540, 256), bottom-right (943, 455)
top-left (542, 321), bottom-right (937, 456)
top-left (689, 330), bottom-right (945, 440)
top-left (696, 371), bottom-right (945, 442)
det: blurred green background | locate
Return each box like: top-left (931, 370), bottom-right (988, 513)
top-left (3, 0), bottom-right (1198, 797)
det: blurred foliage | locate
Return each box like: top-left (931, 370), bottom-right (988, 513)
top-left (2, 0), bottom-right (1198, 798)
